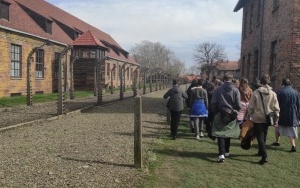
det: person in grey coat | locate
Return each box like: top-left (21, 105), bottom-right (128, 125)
top-left (211, 74), bottom-right (241, 163)
top-left (271, 78), bottom-right (300, 152)
top-left (164, 79), bottom-right (188, 140)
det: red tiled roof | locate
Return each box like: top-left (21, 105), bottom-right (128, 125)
top-left (0, 0), bottom-right (136, 64)
top-left (72, 30), bottom-right (106, 48)
top-left (215, 61), bottom-right (239, 71)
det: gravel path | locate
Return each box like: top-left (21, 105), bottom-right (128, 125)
top-left (0, 89), bottom-right (169, 187)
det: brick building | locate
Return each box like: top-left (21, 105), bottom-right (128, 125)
top-left (234, 0), bottom-right (300, 90)
top-left (0, 0), bottom-right (139, 97)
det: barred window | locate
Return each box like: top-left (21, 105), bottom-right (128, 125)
top-left (11, 44), bottom-right (22, 77)
top-left (36, 49), bottom-right (44, 78)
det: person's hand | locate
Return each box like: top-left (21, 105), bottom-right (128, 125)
top-left (273, 124), bottom-right (278, 128)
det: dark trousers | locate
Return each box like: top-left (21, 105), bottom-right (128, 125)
top-left (205, 110), bottom-right (214, 136)
top-left (253, 123), bottom-right (269, 158)
top-left (170, 110), bottom-right (182, 137)
top-left (217, 137), bottom-right (231, 155)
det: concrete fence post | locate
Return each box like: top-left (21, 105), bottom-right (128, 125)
top-left (134, 95), bottom-right (142, 168)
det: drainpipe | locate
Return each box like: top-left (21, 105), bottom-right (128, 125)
top-left (258, 0), bottom-right (265, 78)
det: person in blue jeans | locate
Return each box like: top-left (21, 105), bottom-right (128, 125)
top-left (164, 79), bottom-right (188, 140)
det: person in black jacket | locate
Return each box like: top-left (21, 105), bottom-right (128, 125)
top-left (164, 79), bottom-right (188, 140)
top-left (211, 74), bottom-right (241, 162)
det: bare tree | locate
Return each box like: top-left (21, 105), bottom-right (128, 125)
top-left (130, 40), bottom-right (185, 76)
top-left (193, 42), bottom-right (227, 80)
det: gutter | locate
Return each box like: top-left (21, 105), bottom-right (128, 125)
top-left (0, 25), bottom-right (68, 47)
top-left (258, 0), bottom-right (265, 78)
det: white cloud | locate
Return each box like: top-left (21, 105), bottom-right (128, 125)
top-left (47, 0), bottom-right (243, 68)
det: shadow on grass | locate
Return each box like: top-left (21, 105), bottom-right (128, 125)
top-left (153, 148), bottom-right (217, 163)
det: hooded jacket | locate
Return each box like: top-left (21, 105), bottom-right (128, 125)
top-left (248, 85), bottom-right (280, 124)
top-left (211, 81), bottom-right (241, 114)
top-left (164, 85), bottom-right (188, 111)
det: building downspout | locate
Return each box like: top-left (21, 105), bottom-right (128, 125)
top-left (258, 0), bottom-right (265, 78)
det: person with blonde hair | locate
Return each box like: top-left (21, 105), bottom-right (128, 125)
top-left (237, 77), bottom-right (253, 126)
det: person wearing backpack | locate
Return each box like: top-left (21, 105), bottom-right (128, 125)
top-left (211, 74), bottom-right (241, 163)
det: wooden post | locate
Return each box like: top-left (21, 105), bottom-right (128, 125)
top-left (134, 95), bottom-right (142, 168)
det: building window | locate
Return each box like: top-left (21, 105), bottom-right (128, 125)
top-left (45, 19), bottom-right (52, 34)
top-left (254, 50), bottom-right (259, 79)
top-left (273, 0), bottom-right (279, 11)
top-left (36, 49), bottom-right (44, 78)
top-left (249, 4), bottom-right (253, 32)
top-left (0, 1), bottom-right (9, 21)
top-left (243, 12), bottom-right (248, 37)
top-left (257, 1), bottom-right (261, 25)
top-left (107, 63), bottom-right (110, 79)
top-left (54, 52), bottom-right (60, 79)
top-left (247, 53), bottom-right (252, 80)
top-left (118, 65), bottom-right (121, 80)
top-left (11, 44), bottom-right (22, 78)
top-left (270, 41), bottom-right (277, 77)
top-left (127, 67), bottom-right (130, 80)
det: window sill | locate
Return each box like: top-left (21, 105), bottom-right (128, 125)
top-left (10, 77), bottom-right (22, 80)
top-left (35, 78), bottom-right (44, 80)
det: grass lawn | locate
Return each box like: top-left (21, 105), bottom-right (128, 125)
top-left (141, 118), bottom-right (300, 188)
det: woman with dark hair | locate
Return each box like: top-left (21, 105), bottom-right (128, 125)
top-left (248, 74), bottom-right (280, 165)
top-left (164, 79), bottom-right (188, 140)
top-left (271, 78), bottom-right (300, 152)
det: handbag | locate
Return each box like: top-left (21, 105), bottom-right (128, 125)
top-left (259, 92), bottom-right (275, 126)
top-left (219, 107), bottom-right (237, 124)
top-left (240, 124), bottom-right (255, 150)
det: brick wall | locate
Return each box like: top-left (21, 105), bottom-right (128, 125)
top-left (239, 0), bottom-right (299, 91)
top-left (0, 29), bottom-right (68, 97)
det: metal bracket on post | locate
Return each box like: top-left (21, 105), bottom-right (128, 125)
top-left (97, 56), bottom-right (108, 105)
top-left (110, 64), bottom-right (116, 94)
top-left (70, 56), bottom-right (78, 100)
top-left (120, 62), bottom-right (128, 100)
top-left (132, 67), bottom-right (140, 97)
top-left (58, 45), bottom-right (73, 115)
top-left (26, 47), bottom-right (38, 106)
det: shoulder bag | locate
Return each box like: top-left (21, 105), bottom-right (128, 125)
top-left (259, 92), bottom-right (275, 126)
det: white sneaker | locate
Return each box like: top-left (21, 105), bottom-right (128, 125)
top-left (196, 135), bottom-right (200, 140)
top-left (200, 132), bottom-right (204, 138)
top-left (218, 155), bottom-right (225, 163)
top-left (225, 153), bottom-right (230, 157)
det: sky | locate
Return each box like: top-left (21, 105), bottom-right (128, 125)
top-left (45, 0), bottom-right (243, 69)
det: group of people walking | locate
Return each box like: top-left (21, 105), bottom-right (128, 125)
top-left (164, 74), bottom-right (300, 165)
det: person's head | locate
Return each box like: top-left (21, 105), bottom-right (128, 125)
top-left (260, 74), bottom-right (271, 85)
top-left (191, 79), bottom-right (197, 86)
top-left (282, 78), bottom-right (291, 86)
top-left (197, 79), bottom-right (204, 86)
top-left (223, 73), bottom-right (233, 82)
top-left (232, 79), bottom-right (240, 88)
top-left (212, 76), bottom-right (216, 82)
top-left (239, 77), bottom-right (249, 88)
top-left (172, 79), bottom-right (179, 86)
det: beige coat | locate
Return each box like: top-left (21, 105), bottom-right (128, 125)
top-left (248, 85), bottom-right (280, 124)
